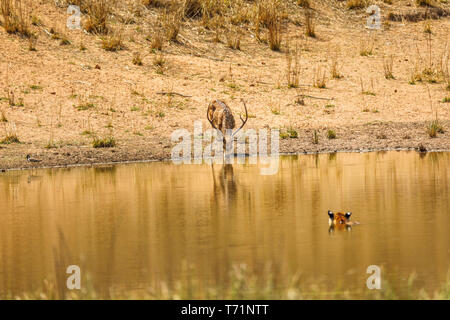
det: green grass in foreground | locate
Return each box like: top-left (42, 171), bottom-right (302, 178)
top-left (3, 266), bottom-right (450, 300)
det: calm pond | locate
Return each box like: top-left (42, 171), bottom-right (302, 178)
top-left (0, 151), bottom-right (448, 299)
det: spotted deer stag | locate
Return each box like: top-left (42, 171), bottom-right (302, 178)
top-left (207, 100), bottom-right (248, 151)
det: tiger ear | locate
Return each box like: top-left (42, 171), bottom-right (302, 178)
top-left (328, 210), bottom-right (334, 218)
top-left (345, 212), bottom-right (352, 218)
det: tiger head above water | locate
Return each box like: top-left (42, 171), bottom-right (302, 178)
top-left (328, 210), bottom-right (360, 232)
top-left (328, 211), bottom-right (352, 226)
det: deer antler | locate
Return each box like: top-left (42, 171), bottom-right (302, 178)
top-left (232, 99), bottom-right (248, 138)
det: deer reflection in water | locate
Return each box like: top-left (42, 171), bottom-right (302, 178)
top-left (210, 164), bottom-right (237, 212)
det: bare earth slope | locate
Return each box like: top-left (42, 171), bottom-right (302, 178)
top-left (0, 0), bottom-right (449, 169)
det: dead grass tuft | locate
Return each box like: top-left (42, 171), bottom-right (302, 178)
top-left (102, 30), bottom-right (124, 51)
top-left (0, 0), bottom-right (32, 37)
top-left (84, 0), bottom-right (111, 34)
top-left (347, 0), bottom-right (368, 10)
top-left (305, 10), bottom-right (315, 38)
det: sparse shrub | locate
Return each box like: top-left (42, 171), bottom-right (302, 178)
top-left (297, 0), bottom-right (310, 8)
top-left (267, 16), bottom-right (282, 51)
top-left (424, 21), bottom-right (432, 34)
top-left (183, 0), bottom-right (204, 19)
top-left (416, 0), bottom-right (436, 7)
top-left (60, 36), bottom-right (71, 46)
top-left (280, 131), bottom-right (289, 139)
top-left (330, 50), bottom-right (342, 79)
top-left (1, 109), bottom-right (7, 122)
top-left (347, 0), bottom-right (368, 9)
top-left (163, 11), bottom-right (181, 42)
top-left (360, 39), bottom-right (374, 56)
top-left (383, 55), bottom-right (395, 79)
top-left (255, 0), bottom-right (284, 51)
top-left (305, 10), bottom-right (315, 38)
top-left (327, 129), bottom-right (336, 139)
top-left (286, 45), bottom-right (301, 88)
top-left (156, 111), bottom-right (165, 118)
top-left (148, 32), bottom-right (163, 50)
top-left (153, 52), bottom-right (166, 67)
top-left (312, 129), bottom-right (319, 144)
top-left (226, 26), bottom-right (241, 50)
top-left (28, 34), bottom-right (37, 51)
top-left (313, 67), bottom-right (327, 88)
top-left (133, 52), bottom-right (143, 66)
top-left (0, 0), bottom-right (32, 37)
top-left (92, 136), bottom-right (116, 148)
top-left (153, 52), bottom-right (166, 74)
top-left (76, 103), bottom-right (95, 111)
top-left (84, 0), bottom-right (111, 34)
top-left (287, 127), bottom-right (298, 138)
top-left (409, 63), bottom-right (423, 84)
top-left (102, 31), bottom-right (124, 51)
top-left (1, 133), bottom-right (19, 144)
top-left (142, 0), bottom-right (171, 9)
top-left (427, 120), bottom-right (444, 137)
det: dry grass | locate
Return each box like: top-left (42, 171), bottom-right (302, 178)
top-left (313, 66), bottom-right (327, 88)
top-left (312, 129), bottom-right (319, 144)
top-left (255, 0), bottom-right (284, 51)
top-left (383, 54), bottom-right (395, 79)
top-left (28, 34), bottom-right (37, 51)
top-left (1, 123), bottom-right (20, 144)
top-left (330, 48), bottom-right (342, 79)
top-left (347, 0), bottom-right (368, 9)
top-left (267, 15), bottom-right (282, 50)
top-left (286, 44), bottom-right (301, 88)
top-left (327, 129), bottom-right (336, 139)
top-left (414, 34), bottom-right (448, 84)
top-left (305, 10), bottom-right (315, 38)
top-left (428, 120), bottom-right (444, 137)
top-left (297, 0), bottom-right (311, 8)
top-left (0, 0), bottom-right (32, 37)
top-left (148, 31), bottom-right (164, 50)
top-left (360, 39), bottom-right (374, 56)
top-left (163, 10), bottom-right (181, 42)
top-left (426, 86), bottom-right (445, 137)
top-left (92, 136), bottom-right (116, 148)
top-left (416, 0), bottom-right (438, 7)
top-left (142, 0), bottom-right (171, 9)
top-left (153, 52), bottom-right (167, 74)
top-left (0, 109), bottom-right (7, 122)
top-left (132, 52), bottom-right (143, 66)
top-left (226, 25), bottom-right (241, 50)
top-left (102, 30), bottom-right (124, 51)
top-left (84, 0), bottom-right (112, 34)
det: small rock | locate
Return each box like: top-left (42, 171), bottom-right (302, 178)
top-left (418, 144), bottom-right (427, 152)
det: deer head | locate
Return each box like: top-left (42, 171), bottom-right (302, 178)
top-left (206, 99), bottom-right (248, 140)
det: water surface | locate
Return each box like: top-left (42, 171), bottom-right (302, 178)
top-left (0, 151), bottom-right (448, 298)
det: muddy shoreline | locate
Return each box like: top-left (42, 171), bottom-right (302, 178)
top-left (1, 121), bottom-right (448, 171)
